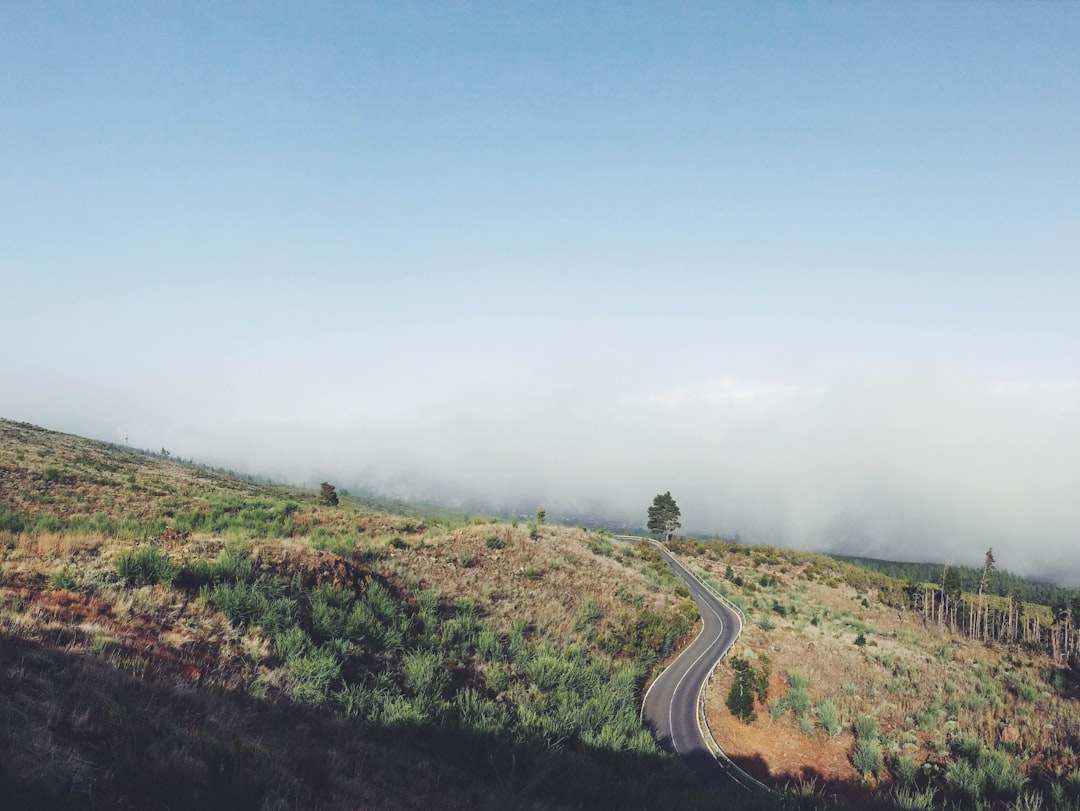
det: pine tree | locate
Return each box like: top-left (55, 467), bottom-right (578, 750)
top-left (646, 492), bottom-right (681, 541)
top-left (319, 481), bottom-right (339, 506)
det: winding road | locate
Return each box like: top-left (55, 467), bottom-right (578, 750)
top-left (636, 542), bottom-right (744, 789)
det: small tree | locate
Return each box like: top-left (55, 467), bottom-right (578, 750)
top-left (319, 481), bottom-right (339, 507)
top-left (535, 508), bottom-right (546, 524)
top-left (726, 656), bottom-right (758, 723)
top-left (647, 492), bottom-right (681, 541)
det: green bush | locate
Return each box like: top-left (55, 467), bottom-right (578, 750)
top-left (726, 656), bottom-right (759, 723)
top-left (273, 626), bottom-right (308, 662)
top-left (587, 535), bottom-right (613, 556)
top-left (889, 787), bottom-right (937, 810)
top-left (476, 624), bottom-right (505, 662)
top-left (287, 647), bottom-right (341, 704)
top-left (816, 700), bottom-right (841, 736)
top-left (946, 758), bottom-right (985, 803)
top-left (768, 697), bottom-right (787, 722)
top-left (894, 753), bottom-right (919, 786)
top-left (310, 583), bottom-right (353, 642)
top-left (788, 671), bottom-right (809, 690)
top-left (210, 578), bottom-right (295, 635)
top-left (854, 715), bottom-right (879, 741)
top-left (1016, 681), bottom-right (1039, 703)
top-left (454, 686), bottom-right (508, 735)
top-left (403, 649), bottom-right (449, 700)
top-left (852, 737), bottom-right (884, 776)
top-left (484, 535), bottom-right (504, 550)
top-left (49, 568), bottom-right (79, 591)
top-left (0, 506), bottom-right (24, 533)
top-left (116, 545), bottom-right (180, 587)
top-left (574, 599), bottom-right (604, 632)
top-left (978, 747), bottom-right (1026, 798)
top-left (787, 686), bottom-right (811, 720)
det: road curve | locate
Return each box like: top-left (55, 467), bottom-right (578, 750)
top-left (640, 544), bottom-right (743, 788)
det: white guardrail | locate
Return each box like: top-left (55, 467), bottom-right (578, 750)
top-left (617, 535), bottom-right (779, 797)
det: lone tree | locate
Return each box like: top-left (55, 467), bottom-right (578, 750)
top-left (319, 481), bottom-right (339, 507)
top-left (647, 492), bottom-right (681, 541)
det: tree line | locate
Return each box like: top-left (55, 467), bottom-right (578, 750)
top-left (834, 553), bottom-right (1080, 609)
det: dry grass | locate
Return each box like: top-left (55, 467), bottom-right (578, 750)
top-left (0, 419), bottom-right (705, 810)
top-left (686, 542), bottom-right (1080, 802)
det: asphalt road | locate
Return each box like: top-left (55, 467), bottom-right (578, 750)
top-left (640, 545), bottom-right (743, 788)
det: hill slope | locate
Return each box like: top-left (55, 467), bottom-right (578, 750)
top-left (0, 419), bottom-right (710, 810)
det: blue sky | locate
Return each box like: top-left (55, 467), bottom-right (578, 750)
top-left (2, 3), bottom-right (1079, 581)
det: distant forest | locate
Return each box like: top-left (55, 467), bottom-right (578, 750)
top-left (833, 555), bottom-right (1079, 609)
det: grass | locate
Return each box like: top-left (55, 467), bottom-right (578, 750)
top-left (116, 545), bottom-right (180, 587)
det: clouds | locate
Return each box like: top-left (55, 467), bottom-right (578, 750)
top-left (26, 366), bottom-right (1067, 585)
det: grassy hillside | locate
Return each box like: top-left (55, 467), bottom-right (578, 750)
top-left (662, 538), bottom-right (1080, 810)
top-left (4, 418), bottom-right (1079, 810)
top-left (0, 419), bottom-right (713, 810)
top-left (832, 554), bottom-right (1080, 609)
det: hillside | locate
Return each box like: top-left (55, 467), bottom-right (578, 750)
top-left (661, 538), bottom-right (1080, 809)
top-left (3, 418), bottom-right (1079, 810)
top-left (832, 555), bottom-right (1080, 609)
top-left (0, 419), bottom-right (711, 810)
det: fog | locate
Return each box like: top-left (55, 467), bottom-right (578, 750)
top-left (9, 368), bottom-right (1078, 587)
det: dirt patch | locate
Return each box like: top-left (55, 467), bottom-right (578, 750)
top-left (707, 664), bottom-right (871, 803)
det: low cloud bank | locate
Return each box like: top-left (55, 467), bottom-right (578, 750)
top-left (8, 370), bottom-right (1080, 587)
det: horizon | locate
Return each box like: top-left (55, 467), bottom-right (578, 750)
top-left (3, 3), bottom-right (1079, 588)
top-left (5, 415), bottom-right (1077, 593)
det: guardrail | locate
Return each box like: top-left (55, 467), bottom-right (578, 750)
top-left (627, 535), bottom-right (779, 797)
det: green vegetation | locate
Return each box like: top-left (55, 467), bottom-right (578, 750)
top-left (646, 491), bottom-right (681, 541)
top-left (116, 545), bottom-right (181, 586)
top-left (726, 656), bottom-right (770, 724)
top-left (4, 419), bottom-right (1080, 811)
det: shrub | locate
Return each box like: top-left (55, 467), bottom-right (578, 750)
top-left (273, 626), bottom-right (308, 662)
top-left (287, 647), bottom-right (341, 703)
top-left (116, 545), bottom-right (180, 587)
top-left (946, 759), bottom-right (985, 803)
top-left (852, 737), bottom-right (884, 776)
top-left (894, 753), bottom-right (919, 786)
top-left (889, 787), bottom-right (937, 810)
top-left (310, 583), bottom-right (353, 642)
top-left (1016, 681), bottom-right (1039, 703)
top-left (403, 649), bottom-right (449, 700)
top-left (787, 686), bottom-right (811, 720)
top-left (978, 747), bottom-right (1027, 798)
top-left (476, 624), bottom-right (504, 662)
top-left (788, 671), bottom-right (809, 690)
top-left (574, 599), bottom-right (604, 632)
top-left (0, 506), bottom-right (24, 533)
top-left (816, 700), bottom-right (841, 736)
top-left (49, 568), bottom-right (79, 591)
top-left (587, 536), bottom-right (613, 556)
top-left (854, 715), bottom-right (879, 741)
top-left (768, 697), bottom-right (787, 722)
top-left (1067, 770), bottom-right (1080, 798)
top-left (726, 657), bottom-right (759, 723)
top-left (211, 578), bottom-right (295, 635)
top-left (484, 535), bottom-right (504, 550)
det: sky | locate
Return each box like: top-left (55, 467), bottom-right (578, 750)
top-left (2, 2), bottom-right (1079, 584)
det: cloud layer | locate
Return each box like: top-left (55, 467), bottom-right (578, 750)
top-left (20, 368), bottom-right (1072, 586)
